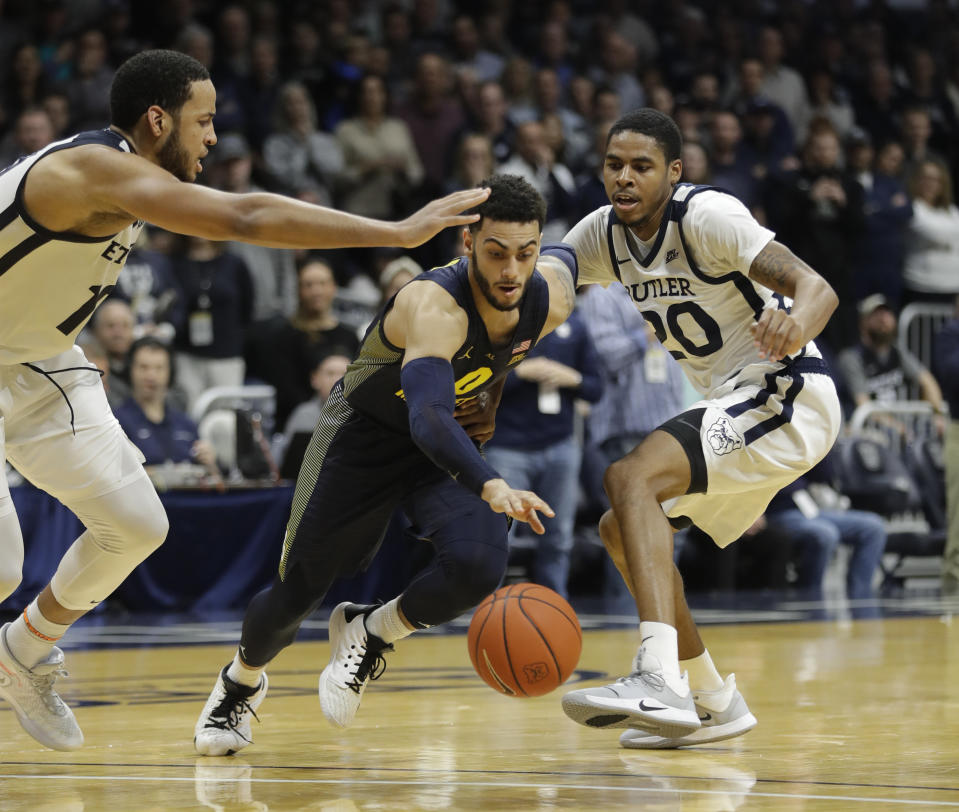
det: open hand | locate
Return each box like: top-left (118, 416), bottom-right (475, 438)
top-left (481, 478), bottom-right (555, 534)
top-left (397, 187), bottom-right (490, 248)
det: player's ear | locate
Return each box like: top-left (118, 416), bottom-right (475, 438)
top-left (146, 105), bottom-right (166, 137)
top-left (462, 227), bottom-right (473, 253)
top-left (669, 158), bottom-right (683, 184)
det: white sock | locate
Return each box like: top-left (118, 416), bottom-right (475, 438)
top-left (226, 651), bottom-right (265, 689)
top-left (681, 649), bottom-right (725, 693)
top-left (6, 599), bottom-right (70, 669)
top-left (365, 598), bottom-right (414, 644)
top-left (637, 621), bottom-right (687, 695)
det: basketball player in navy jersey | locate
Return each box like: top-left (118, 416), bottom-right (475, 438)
top-left (560, 109), bottom-right (841, 748)
top-left (194, 174), bottom-right (580, 755)
top-left (0, 49), bottom-right (489, 752)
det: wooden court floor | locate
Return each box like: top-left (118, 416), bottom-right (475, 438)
top-left (1, 613), bottom-right (958, 810)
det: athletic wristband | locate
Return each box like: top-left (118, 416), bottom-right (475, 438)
top-left (402, 356), bottom-right (500, 495)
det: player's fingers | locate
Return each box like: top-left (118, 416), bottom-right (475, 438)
top-left (524, 508), bottom-right (546, 535)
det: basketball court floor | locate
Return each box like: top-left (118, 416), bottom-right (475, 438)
top-left (1, 589), bottom-right (958, 810)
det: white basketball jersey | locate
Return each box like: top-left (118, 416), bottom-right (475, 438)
top-left (565, 183), bottom-right (822, 395)
top-left (0, 129), bottom-right (144, 364)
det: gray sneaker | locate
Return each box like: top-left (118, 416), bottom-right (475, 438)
top-left (561, 648), bottom-right (700, 738)
top-left (0, 622), bottom-right (83, 751)
top-left (619, 674), bottom-right (757, 749)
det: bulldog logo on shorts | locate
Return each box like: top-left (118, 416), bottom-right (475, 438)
top-left (706, 415), bottom-right (743, 455)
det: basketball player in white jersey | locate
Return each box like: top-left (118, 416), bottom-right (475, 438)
top-left (560, 109), bottom-right (841, 748)
top-left (0, 49), bottom-right (488, 752)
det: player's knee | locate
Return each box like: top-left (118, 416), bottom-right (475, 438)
top-left (448, 540), bottom-right (508, 606)
top-left (598, 510), bottom-right (624, 557)
top-left (0, 566), bottom-right (22, 603)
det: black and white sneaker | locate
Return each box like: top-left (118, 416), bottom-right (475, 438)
top-left (318, 602), bottom-right (393, 728)
top-left (194, 665), bottom-right (268, 756)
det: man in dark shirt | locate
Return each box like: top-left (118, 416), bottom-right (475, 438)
top-left (933, 297), bottom-right (959, 593)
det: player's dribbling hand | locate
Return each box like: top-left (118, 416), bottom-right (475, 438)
top-left (397, 187), bottom-right (491, 248)
top-left (481, 479), bottom-right (555, 535)
top-left (750, 308), bottom-right (804, 361)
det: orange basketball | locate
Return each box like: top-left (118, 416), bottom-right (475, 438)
top-left (467, 583), bottom-right (582, 697)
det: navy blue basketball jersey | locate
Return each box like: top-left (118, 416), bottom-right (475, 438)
top-left (342, 257), bottom-right (550, 433)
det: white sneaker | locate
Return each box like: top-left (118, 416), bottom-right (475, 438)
top-left (318, 603), bottom-right (393, 728)
top-left (619, 674), bottom-right (757, 749)
top-left (561, 647), bottom-right (700, 738)
top-left (0, 622), bottom-right (83, 751)
top-left (194, 665), bottom-right (268, 756)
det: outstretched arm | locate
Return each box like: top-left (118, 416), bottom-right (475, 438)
top-left (747, 239), bottom-right (838, 361)
top-left (26, 146), bottom-right (489, 249)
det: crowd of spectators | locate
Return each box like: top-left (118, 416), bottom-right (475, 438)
top-left (2, 0), bottom-right (957, 599)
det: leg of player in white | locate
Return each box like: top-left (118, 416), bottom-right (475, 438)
top-left (0, 353), bottom-right (168, 750)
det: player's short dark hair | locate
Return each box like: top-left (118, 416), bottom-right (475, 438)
top-left (607, 108), bottom-right (683, 164)
top-left (110, 49), bottom-right (210, 130)
top-left (468, 174), bottom-right (547, 233)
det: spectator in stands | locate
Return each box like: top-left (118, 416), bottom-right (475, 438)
top-left (534, 68), bottom-right (590, 174)
top-left (114, 337), bottom-right (218, 473)
top-left (902, 158), bottom-right (959, 306)
top-left (282, 346), bottom-right (352, 440)
top-left (243, 35), bottom-right (283, 151)
top-left (587, 31), bottom-right (644, 116)
top-left (707, 109), bottom-right (760, 212)
top-left (447, 132), bottom-right (495, 198)
top-left (64, 29), bottom-right (113, 131)
top-left (396, 52), bottom-right (467, 195)
top-left (499, 119), bottom-right (576, 242)
top-left (848, 130), bottom-right (913, 308)
top-left (771, 120), bottom-right (863, 350)
top-left (484, 309), bottom-right (603, 597)
top-left (378, 255), bottom-right (422, 308)
top-left (837, 294), bottom-right (947, 416)
top-left (449, 14), bottom-right (504, 84)
top-left (246, 256), bottom-right (360, 431)
top-left (111, 242), bottom-right (184, 345)
top-left (680, 141), bottom-right (711, 185)
top-left (757, 26), bottom-right (811, 142)
top-left (40, 91), bottom-right (70, 141)
top-left (2, 44), bottom-right (51, 126)
top-left (806, 68), bottom-right (855, 141)
top-left (263, 81), bottom-right (344, 206)
top-left (207, 133), bottom-right (299, 321)
top-left (762, 473), bottom-right (887, 600)
top-left (336, 73), bottom-right (424, 221)
top-left (853, 58), bottom-right (901, 148)
top-left (0, 106), bottom-right (54, 167)
top-left (900, 107), bottom-right (951, 186)
top-left (933, 296), bottom-right (959, 594)
top-left (89, 298), bottom-right (136, 404)
top-left (170, 236), bottom-right (254, 411)
top-left (468, 80), bottom-right (514, 165)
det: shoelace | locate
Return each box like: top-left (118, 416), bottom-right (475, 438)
top-left (29, 665), bottom-right (69, 714)
top-left (204, 692), bottom-right (260, 741)
top-left (618, 668), bottom-right (667, 692)
top-left (344, 642), bottom-right (393, 695)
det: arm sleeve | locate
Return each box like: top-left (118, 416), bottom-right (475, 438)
top-left (402, 357), bottom-right (499, 495)
top-left (540, 242), bottom-right (579, 286)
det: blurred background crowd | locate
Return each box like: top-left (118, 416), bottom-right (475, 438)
top-left (1, 0), bottom-right (957, 607)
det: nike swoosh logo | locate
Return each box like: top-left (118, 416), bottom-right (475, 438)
top-left (641, 636), bottom-right (653, 644)
top-left (616, 257), bottom-right (631, 264)
top-left (699, 712), bottom-right (712, 721)
top-left (638, 699), bottom-right (668, 712)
